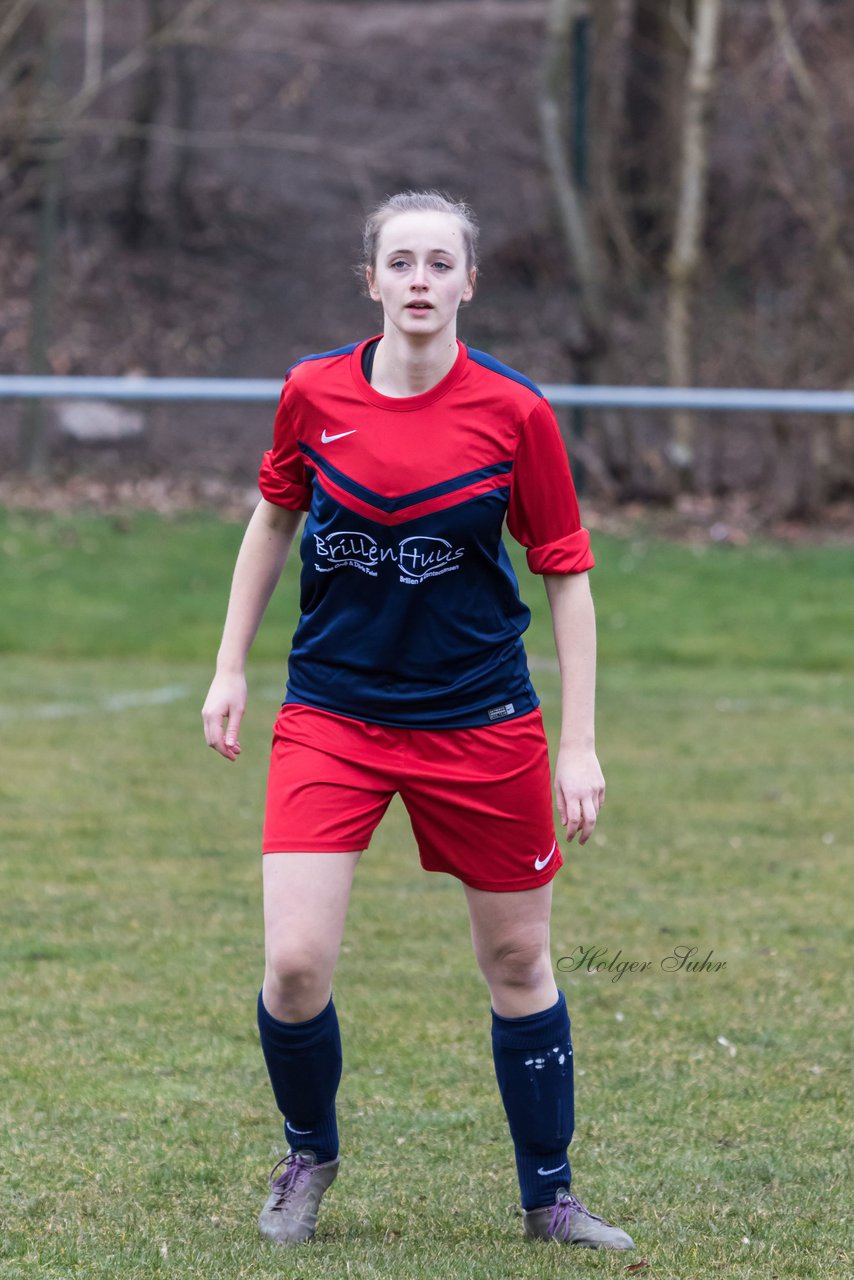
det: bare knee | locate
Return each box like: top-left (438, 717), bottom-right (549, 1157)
top-left (478, 937), bottom-right (551, 993)
top-left (263, 942), bottom-right (333, 1022)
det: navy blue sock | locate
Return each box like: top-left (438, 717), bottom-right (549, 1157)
top-left (491, 989), bottom-right (574, 1210)
top-left (257, 991), bottom-right (342, 1164)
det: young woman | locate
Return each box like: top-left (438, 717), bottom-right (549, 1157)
top-left (202, 191), bottom-right (634, 1251)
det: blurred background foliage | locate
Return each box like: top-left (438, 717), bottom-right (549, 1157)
top-left (1, 0), bottom-right (852, 516)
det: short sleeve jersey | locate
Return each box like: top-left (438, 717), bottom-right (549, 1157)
top-left (259, 335), bottom-right (594, 728)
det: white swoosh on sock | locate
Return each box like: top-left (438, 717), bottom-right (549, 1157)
top-left (537, 1162), bottom-right (568, 1175)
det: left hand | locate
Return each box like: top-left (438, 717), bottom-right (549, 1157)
top-left (554, 746), bottom-right (605, 845)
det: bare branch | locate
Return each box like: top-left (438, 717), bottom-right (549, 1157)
top-left (0, 0), bottom-right (37, 53)
top-left (63, 0), bottom-right (219, 119)
top-left (4, 112), bottom-right (450, 176)
top-left (767, 0), bottom-right (820, 109)
top-left (766, 0), bottom-right (851, 292)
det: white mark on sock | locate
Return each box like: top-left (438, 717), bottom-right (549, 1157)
top-left (537, 1162), bottom-right (568, 1176)
top-left (285, 1121), bottom-right (312, 1134)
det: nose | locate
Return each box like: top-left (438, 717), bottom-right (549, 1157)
top-left (411, 262), bottom-right (429, 288)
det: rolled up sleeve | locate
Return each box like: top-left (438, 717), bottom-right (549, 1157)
top-left (506, 398), bottom-right (595, 575)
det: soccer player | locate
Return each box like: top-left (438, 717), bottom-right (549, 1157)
top-left (201, 190), bottom-right (635, 1250)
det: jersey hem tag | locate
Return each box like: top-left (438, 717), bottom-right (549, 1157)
top-left (487, 702), bottom-right (515, 721)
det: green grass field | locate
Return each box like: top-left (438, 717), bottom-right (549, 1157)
top-left (0, 506), bottom-right (851, 1279)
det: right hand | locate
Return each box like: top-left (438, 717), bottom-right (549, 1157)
top-left (201, 670), bottom-right (247, 761)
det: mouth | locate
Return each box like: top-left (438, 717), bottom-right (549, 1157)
top-left (406, 302), bottom-right (433, 311)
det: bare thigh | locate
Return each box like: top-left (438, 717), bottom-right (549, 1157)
top-left (262, 850), bottom-right (362, 1021)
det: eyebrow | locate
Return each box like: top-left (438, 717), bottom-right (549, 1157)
top-left (386, 248), bottom-right (458, 258)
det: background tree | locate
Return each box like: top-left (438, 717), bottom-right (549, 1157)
top-left (0, 0), bottom-right (851, 514)
top-left (665, 0), bottom-right (724, 493)
top-left (539, 0), bottom-right (608, 362)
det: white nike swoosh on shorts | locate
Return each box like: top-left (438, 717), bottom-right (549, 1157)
top-left (320, 428), bottom-right (357, 443)
top-left (534, 840), bottom-right (557, 871)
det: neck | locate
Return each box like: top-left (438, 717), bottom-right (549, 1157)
top-left (369, 326), bottom-right (459, 397)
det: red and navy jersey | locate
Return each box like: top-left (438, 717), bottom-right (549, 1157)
top-left (259, 335), bottom-right (594, 728)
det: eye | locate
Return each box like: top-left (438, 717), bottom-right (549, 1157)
top-left (432, 261), bottom-right (451, 271)
top-left (390, 259), bottom-right (409, 270)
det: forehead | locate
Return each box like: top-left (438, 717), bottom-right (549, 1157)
top-left (376, 209), bottom-right (465, 256)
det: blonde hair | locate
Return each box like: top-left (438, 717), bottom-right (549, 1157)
top-left (359, 190), bottom-right (480, 277)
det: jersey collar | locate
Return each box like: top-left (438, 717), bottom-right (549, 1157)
top-left (349, 335), bottom-right (468, 411)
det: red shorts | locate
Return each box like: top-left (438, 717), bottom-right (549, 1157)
top-left (262, 703), bottom-right (562, 893)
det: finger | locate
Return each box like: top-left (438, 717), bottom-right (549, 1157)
top-left (202, 706), bottom-right (234, 760)
top-left (219, 723), bottom-right (240, 760)
top-left (201, 706), bottom-right (222, 751)
top-left (563, 798), bottom-right (582, 843)
top-left (224, 705), bottom-right (244, 755)
top-left (577, 796), bottom-right (598, 846)
top-left (217, 736), bottom-right (239, 762)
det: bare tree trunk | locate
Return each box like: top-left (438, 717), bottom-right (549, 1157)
top-left (664, 0), bottom-right (723, 492)
top-left (829, 415), bottom-right (854, 497)
top-left (82, 0), bottom-right (104, 98)
top-left (538, 0), bottom-right (607, 356)
top-left (0, 0), bottom-right (45, 202)
top-left (588, 0), bottom-right (642, 492)
top-left (767, 0), bottom-right (851, 297)
top-left (623, 0), bottom-right (690, 261)
top-left (766, 0), bottom-right (852, 516)
top-left (20, 0), bottom-right (62, 476)
top-left (119, 0), bottom-right (166, 247)
top-left (594, 0), bottom-right (644, 284)
top-left (169, 37), bottom-right (199, 235)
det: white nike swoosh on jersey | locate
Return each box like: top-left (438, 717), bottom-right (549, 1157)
top-left (320, 428), bottom-right (357, 443)
top-left (534, 840), bottom-right (557, 871)
top-left (537, 1161), bottom-right (568, 1175)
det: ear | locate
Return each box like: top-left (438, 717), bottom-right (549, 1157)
top-left (366, 267), bottom-right (380, 301)
top-left (462, 268), bottom-right (476, 304)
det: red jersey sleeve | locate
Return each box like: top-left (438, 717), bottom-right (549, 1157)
top-left (258, 383), bottom-right (312, 510)
top-left (506, 397), bottom-right (595, 574)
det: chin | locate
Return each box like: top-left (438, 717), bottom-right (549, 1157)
top-left (400, 312), bottom-right (442, 332)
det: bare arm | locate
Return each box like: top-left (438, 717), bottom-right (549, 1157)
top-left (543, 571), bottom-right (605, 845)
top-left (201, 498), bottom-right (303, 761)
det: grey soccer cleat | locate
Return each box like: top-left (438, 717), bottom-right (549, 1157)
top-left (524, 1188), bottom-right (635, 1249)
top-left (258, 1149), bottom-right (340, 1245)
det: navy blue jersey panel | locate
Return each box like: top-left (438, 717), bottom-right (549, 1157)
top-left (466, 348), bottom-right (545, 397)
top-left (283, 486), bottom-right (538, 728)
top-left (286, 342), bottom-right (361, 375)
